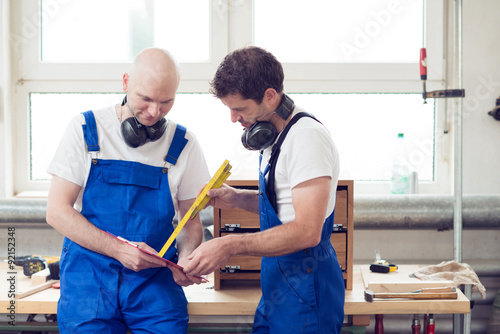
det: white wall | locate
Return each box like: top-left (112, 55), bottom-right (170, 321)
top-left (462, 0), bottom-right (500, 194)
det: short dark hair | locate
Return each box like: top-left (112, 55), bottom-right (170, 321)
top-left (209, 46), bottom-right (284, 103)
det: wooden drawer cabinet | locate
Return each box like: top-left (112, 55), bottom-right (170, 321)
top-left (214, 180), bottom-right (353, 290)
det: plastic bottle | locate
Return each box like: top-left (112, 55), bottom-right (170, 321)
top-left (390, 133), bottom-right (410, 194)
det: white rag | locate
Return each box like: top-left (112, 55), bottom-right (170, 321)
top-left (411, 260), bottom-right (486, 299)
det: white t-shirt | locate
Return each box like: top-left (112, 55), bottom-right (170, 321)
top-left (260, 106), bottom-right (340, 223)
top-left (48, 105), bottom-right (210, 212)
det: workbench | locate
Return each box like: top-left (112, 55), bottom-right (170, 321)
top-left (0, 264), bottom-right (470, 332)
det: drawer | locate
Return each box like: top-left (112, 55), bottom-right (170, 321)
top-left (334, 188), bottom-right (348, 227)
top-left (219, 208), bottom-right (260, 230)
top-left (330, 233), bottom-right (347, 271)
top-left (219, 233), bottom-right (347, 272)
top-left (220, 255), bottom-right (261, 271)
top-left (219, 233), bottom-right (261, 271)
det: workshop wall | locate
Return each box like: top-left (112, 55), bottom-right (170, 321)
top-left (462, 0), bottom-right (500, 194)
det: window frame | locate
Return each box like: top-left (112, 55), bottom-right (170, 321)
top-left (11, 0), bottom-right (450, 195)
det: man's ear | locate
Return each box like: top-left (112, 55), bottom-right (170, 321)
top-left (122, 73), bottom-right (129, 93)
top-left (263, 88), bottom-right (278, 108)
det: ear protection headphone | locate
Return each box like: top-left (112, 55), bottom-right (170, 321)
top-left (241, 94), bottom-right (295, 151)
top-left (120, 95), bottom-right (167, 148)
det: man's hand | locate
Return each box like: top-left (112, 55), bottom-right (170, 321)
top-left (171, 257), bottom-right (203, 287)
top-left (205, 183), bottom-right (259, 214)
top-left (183, 237), bottom-right (234, 276)
top-left (205, 183), bottom-right (238, 209)
top-left (114, 241), bottom-right (167, 272)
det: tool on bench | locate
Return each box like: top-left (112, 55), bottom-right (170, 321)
top-left (370, 250), bottom-right (398, 273)
top-left (412, 286), bottom-right (455, 293)
top-left (364, 289), bottom-right (458, 302)
top-left (15, 255), bottom-right (60, 277)
top-left (15, 258), bottom-right (61, 299)
top-left (158, 159), bottom-right (232, 258)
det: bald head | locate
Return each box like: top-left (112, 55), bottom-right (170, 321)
top-left (128, 48), bottom-right (180, 90)
top-left (121, 48), bottom-right (181, 127)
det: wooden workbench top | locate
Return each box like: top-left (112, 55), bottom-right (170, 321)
top-left (0, 264), bottom-right (470, 316)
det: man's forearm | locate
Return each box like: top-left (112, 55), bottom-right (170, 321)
top-left (47, 204), bottom-right (125, 258)
top-left (234, 188), bottom-right (260, 214)
top-left (176, 217), bottom-right (203, 260)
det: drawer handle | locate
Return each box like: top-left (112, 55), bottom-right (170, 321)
top-left (224, 224), bottom-right (241, 232)
top-left (223, 265), bottom-right (241, 273)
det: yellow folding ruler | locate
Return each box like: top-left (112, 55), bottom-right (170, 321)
top-left (158, 160), bottom-right (232, 257)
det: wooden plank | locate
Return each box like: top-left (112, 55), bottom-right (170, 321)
top-left (16, 280), bottom-right (58, 299)
top-left (31, 268), bottom-right (51, 286)
top-left (360, 265), bottom-right (455, 293)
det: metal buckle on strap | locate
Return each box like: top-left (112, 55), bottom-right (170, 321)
top-left (162, 161), bottom-right (173, 174)
top-left (86, 146), bottom-right (100, 165)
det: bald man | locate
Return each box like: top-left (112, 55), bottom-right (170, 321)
top-left (46, 48), bottom-right (210, 333)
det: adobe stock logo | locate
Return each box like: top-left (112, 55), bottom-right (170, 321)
top-left (339, 1), bottom-right (404, 62)
top-left (9, 0), bottom-right (69, 55)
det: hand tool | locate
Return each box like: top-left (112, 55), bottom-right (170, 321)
top-left (370, 262), bottom-right (398, 273)
top-left (364, 289), bottom-right (458, 302)
top-left (14, 255), bottom-right (60, 277)
top-left (411, 286), bottom-right (455, 293)
top-left (420, 47), bottom-right (427, 104)
top-left (418, 1), bottom-right (464, 104)
top-left (158, 159), bottom-right (232, 257)
top-left (370, 250), bottom-right (398, 273)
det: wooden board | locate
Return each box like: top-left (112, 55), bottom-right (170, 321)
top-left (360, 264), bottom-right (455, 293)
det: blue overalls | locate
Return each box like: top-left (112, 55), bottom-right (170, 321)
top-left (251, 158), bottom-right (345, 333)
top-left (58, 111), bottom-right (189, 333)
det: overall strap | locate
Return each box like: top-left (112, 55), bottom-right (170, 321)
top-left (81, 110), bottom-right (100, 153)
top-left (267, 112), bottom-right (320, 213)
top-left (164, 124), bottom-right (188, 166)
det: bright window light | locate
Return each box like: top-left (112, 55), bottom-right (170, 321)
top-left (30, 93), bottom-right (434, 183)
top-left (254, 0), bottom-right (423, 63)
top-left (41, 0), bottom-right (210, 62)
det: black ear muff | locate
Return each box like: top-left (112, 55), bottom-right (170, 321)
top-left (120, 94), bottom-right (168, 148)
top-left (240, 94), bottom-right (295, 151)
top-left (121, 117), bottom-right (148, 148)
top-left (241, 122), bottom-right (277, 151)
top-left (144, 118), bottom-right (167, 142)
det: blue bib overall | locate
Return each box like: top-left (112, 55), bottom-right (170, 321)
top-left (58, 111), bottom-right (189, 333)
top-left (251, 158), bottom-right (345, 333)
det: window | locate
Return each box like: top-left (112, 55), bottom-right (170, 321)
top-left (11, 0), bottom-right (447, 195)
top-left (40, 1), bottom-right (210, 62)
